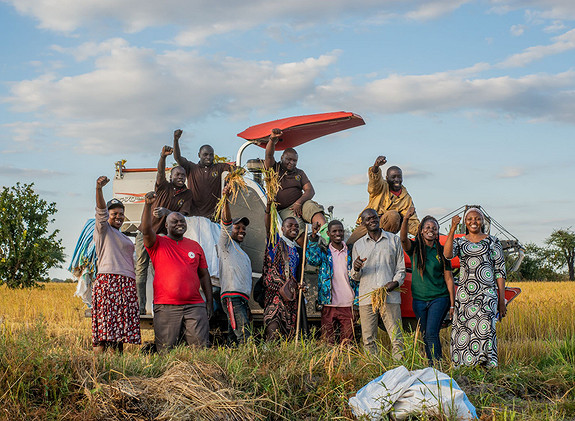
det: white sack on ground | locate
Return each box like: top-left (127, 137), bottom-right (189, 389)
top-left (184, 216), bottom-right (221, 285)
top-left (349, 366), bottom-right (477, 420)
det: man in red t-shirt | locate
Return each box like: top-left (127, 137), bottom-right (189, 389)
top-left (135, 144), bottom-right (194, 315)
top-left (141, 191), bottom-right (213, 351)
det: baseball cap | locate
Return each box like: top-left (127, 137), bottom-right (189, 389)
top-left (106, 198), bottom-right (125, 210)
top-left (232, 216), bottom-right (250, 226)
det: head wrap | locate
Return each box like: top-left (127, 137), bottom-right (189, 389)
top-left (464, 207), bottom-right (484, 222)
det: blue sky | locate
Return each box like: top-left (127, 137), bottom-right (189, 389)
top-left (1, 0), bottom-right (574, 279)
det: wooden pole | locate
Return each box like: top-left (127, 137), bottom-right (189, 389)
top-left (295, 224), bottom-right (308, 344)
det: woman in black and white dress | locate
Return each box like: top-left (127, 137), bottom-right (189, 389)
top-left (444, 207), bottom-right (506, 367)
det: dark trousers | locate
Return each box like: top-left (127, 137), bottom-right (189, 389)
top-left (321, 306), bottom-right (355, 344)
top-left (153, 303), bottom-right (209, 352)
top-left (222, 296), bottom-right (251, 344)
top-left (412, 296), bottom-right (450, 364)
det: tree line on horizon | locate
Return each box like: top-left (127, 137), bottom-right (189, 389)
top-left (0, 182), bottom-right (573, 289)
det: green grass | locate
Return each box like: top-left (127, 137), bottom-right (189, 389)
top-left (1, 321), bottom-right (574, 420)
top-left (1, 283), bottom-right (575, 420)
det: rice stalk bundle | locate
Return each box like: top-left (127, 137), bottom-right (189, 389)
top-left (370, 286), bottom-right (389, 314)
top-left (213, 166), bottom-right (248, 221)
top-left (213, 154), bottom-right (231, 163)
top-left (262, 167), bottom-right (281, 245)
top-left (92, 361), bottom-right (264, 421)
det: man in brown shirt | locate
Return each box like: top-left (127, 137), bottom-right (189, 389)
top-left (173, 129), bottom-right (232, 220)
top-left (135, 145), bottom-right (194, 314)
top-left (264, 128), bottom-right (326, 247)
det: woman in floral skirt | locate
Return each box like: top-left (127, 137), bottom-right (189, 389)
top-left (92, 175), bottom-right (141, 353)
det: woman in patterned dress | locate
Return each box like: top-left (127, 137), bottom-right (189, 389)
top-left (262, 201), bottom-right (302, 340)
top-left (444, 207), bottom-right (506, 367)
top-left (92, 176), bottom-right (141, 353)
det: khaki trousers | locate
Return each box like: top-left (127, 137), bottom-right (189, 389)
top-left (359, 303), bottom-right (404, 359)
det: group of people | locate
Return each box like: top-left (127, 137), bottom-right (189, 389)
top-left (91, 128), bottom-right (507, 368)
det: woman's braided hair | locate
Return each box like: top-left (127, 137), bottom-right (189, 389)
top-left (413, 215), bottom-right (449, 277)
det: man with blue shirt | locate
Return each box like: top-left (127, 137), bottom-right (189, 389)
top-left (306, 220), bottom-right (358, 344)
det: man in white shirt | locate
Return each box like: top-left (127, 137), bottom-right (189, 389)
top-left (350, 208), bottom-right (405, 358)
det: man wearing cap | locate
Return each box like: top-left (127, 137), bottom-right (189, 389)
top-left (217, 185), bottom-right (253, 344)
top-left (141, 191), bottom-right (213, 351)
top-left (135, 145), bottom-right (194, 315)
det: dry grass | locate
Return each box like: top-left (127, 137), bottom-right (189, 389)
top-left (213, 166), bottom-right (248, 221)
top-left (1, 281), bottom-right (575, 420)
top-left (91, 361), bottom-right (264, 420)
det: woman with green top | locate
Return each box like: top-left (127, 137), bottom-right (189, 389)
top-left (400, 207), bottom-right (455, 364)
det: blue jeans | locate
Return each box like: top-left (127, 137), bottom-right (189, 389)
top-left (222, 297), bottom-right (251, 344)
top-left (412, 296), bottom-right (450, 364)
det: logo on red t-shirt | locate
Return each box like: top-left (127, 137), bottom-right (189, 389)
top-left (188, 251), bottom-right (196, 259)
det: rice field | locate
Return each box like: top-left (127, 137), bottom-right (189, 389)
top-left (0, 281), bottom-right (574, 420)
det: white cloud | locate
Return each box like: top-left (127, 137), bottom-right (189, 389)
top-left (4, 0), bottom-right (475, 45)
top-left (544, 20), bottom-right (567, 33)
top-left (405, 0), bottom-right (471, 20)
top-left (402, 167), bottom-right (432, 179)
top-left (337, 173), bottom-right (367, 186)
top-left (497, 167), bottom-right (525, 178)
top-left (510, 24), bottom-right (526, 36)
top-left (51, 38), bottom-right (130, 61)
top-left (489, 0), bottom-right (575, 20)
top-left (498, 28), bottom-right (575, 67)
top-left (0, 165), bottom-right (65, 178)
top-left (5, 40), bottom-right (338, 152)
top-left (312, 69), bottom-right (575, 124)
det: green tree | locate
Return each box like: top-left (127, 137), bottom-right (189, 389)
top-left (517, 243), bottom-right (562, 281)
top-left (545, 228), bottom-right (575, 281)
top-left (0, 183), bottom-right (65, 288)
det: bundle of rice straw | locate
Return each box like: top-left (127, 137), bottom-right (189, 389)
top-left (370, 286), bottom-right (389, 314)
top-left (262, 167), bottom-right (281, 245)
top-left (91, 361), bottom-right (264, 420)
top-left (214, 154), bottom-right (231, 163)
top-left (358, 286), bottom-right (389, 314)
top-left (213, 165), bottom-right (248, 221)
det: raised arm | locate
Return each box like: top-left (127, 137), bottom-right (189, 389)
top-left (141, 191), bottom-right (157, 248)
top-left (264, 128), bottom-right (282, 169)
top-left (386, 238), bottom-right (406, 292)
top-left (443, 215), bottom-right (461, 259)
top-left (367, 156), bottom-right (387, 196)
top-left (400, 206), bottom-right (415, 252)
top-left (172, 129), bottom-right (190, 168)
top-left (405, 199), bottom-right (421, 236)
top-left (220, 184), bottom-right (232, 224)
top-left (156, 145), bottom-right (173, 185)
top-left (95, 176), bottom-right (109, 209)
